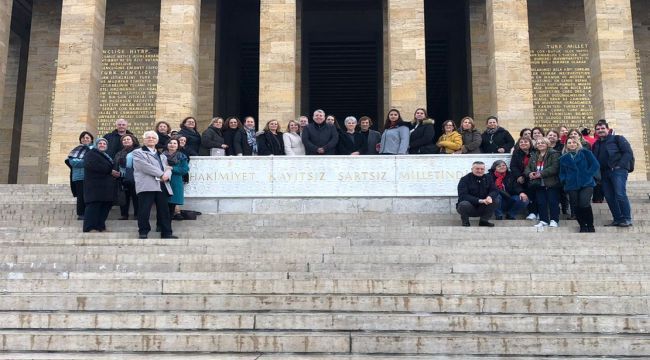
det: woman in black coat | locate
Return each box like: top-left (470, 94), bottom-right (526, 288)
top-left (83, 138), bottom-right (119, 232)
top-left (336, 116), bottom-right (367, 155)
top-left (480, 116), bottom-right (515, 153)
top-left (257, 120), bottom-right (285, 156)
top-left (408, 108), bottom-right (437, 154)
top-left (510, 137), bottom-right (538, 220)
top-left (178, 117), bottom-right (201, 155)
top-left (224, 117), bottom-right (249, 156)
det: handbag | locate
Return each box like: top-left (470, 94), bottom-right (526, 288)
top-left (210, 148), bottom-right (226, 156)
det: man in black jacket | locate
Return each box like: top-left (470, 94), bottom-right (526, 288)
top-left (457, 161), bottom-right (500, 227)
top-left (592, 120), bottom-right (634, 227)
top-left (104, 118), bottom-right (134, 159)
top-left (302, 109), bottom-right (339, 155)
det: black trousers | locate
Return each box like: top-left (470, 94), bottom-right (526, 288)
top-left (120, 183), bottom-right (139, 217)
top-left (137, 188), bottom-right (172, 237)
top-left (567, 186), bottom-right (593, 210)
top-left (73, 180), bottom-right (85, 216)
top-left (457, 200), bottom-right (498, 221)
top-left (83, 201), bottom-right (112, 232)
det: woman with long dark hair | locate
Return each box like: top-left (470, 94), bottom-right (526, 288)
top-left (409, 108), bottom-right (436, 154)
top-left (379, 109), bottom-right (410, 155)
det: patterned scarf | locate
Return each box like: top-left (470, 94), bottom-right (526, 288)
top-left (245, 127), bottom-right (258, 154)
top-left (68, 144), bottom-right (90, 159)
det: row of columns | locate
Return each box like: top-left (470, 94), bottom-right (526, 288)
top-left (0, 0), bottom-right (645, 183)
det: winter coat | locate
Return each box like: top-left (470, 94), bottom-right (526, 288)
top-left (233, 129), bottom-right (253, 156)
top-left (283, 132), bottom-right (306, 156)
top-left (459, 129), bottom-right (482, 154)
top-left (592, 134), bottom-right (635, 172)
top-left (336, 130), bottom-right (367, 155)
top-left (104, 129), bottom-right (134, 159)
top-left (437, 131), bottom-right (463, 154)
top-left (257, 132), bottom-right (285, 156)
top-left (481, 127), bottom-right (515, 154)
top-left (132, 147), bottom-right (173, 195)
top-left (510, 148), bottom-right (535, 179)
top-left (457, 172), bottom-right (499, 206)
top-left (68, 145), bottom-right (92, 182)
top-left (559, 149), bottom-right (600, 191)
top-left (408, 119), bottom-right (437, 154)
top-left (168, 153), bottom-right (189, 205)
top-left (524, 149), bottom-right (561, 188)
top-left (361, 129), bottom-right (381, 155)
top-left (380, 121), bottom-right (410, 155)
top-left (155, 132), bottom-right (170, 152)
top-left (301, 122), bottom-right (339, 155)
top-left (83, 148), bottom-right (115, 203)
top-left (488, 169), bottom-right (525, 198)
top-left (199, 126), bottom-right (225, 156)
top-left (178, 128), bottom-right (202, 155)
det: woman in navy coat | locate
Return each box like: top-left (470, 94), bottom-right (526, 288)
top-left (83, 138), bottom-right (119, 232)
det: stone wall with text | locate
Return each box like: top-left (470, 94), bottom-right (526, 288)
top-left (528, 0), bottom-right (593, 131)
top-left (99, 0), bottom-right (160, 137)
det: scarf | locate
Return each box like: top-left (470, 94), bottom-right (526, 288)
top-left (68, 144), bottom-right (90, 159)
top-left (486, 127), bottom-right (498, 135)
top-left (245, 127), bottom-right (258, 153)
top-left (164, 150), bottom-right (184, 166)
top-left (114, 146), bottom-right (134, 169)
top-left (494, 171), bottom-right (506, 191)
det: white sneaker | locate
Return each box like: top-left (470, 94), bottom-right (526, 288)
top-left (534, 221), bottom-right (548, 228)
top-left (526, 213), bottom-right (538, 220)
top-left (549, 220), bottom-right (559, 227)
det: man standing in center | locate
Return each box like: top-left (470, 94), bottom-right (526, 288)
top-left (456, 161), bottom-right (499, 227)
top-left (302, 109), bottom-right (339, 155)
top-left (104, 118), bottom-right (134, 159)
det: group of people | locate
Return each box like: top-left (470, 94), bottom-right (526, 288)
top-left (68, 109), bottom-right (635, 238)
top-left (456, 119), bottom-right (634, 232)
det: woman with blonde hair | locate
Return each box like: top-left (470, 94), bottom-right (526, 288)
top-left (525, 137), bottom-right (561, 228)
top-left (560, 137), bottom-right (600, 232)
top-left (283, 120), bottom-right (305, 155)
top-left (257, 119), bottom-right (285, 156)
top-left (436, 120), bottom-right (463, 154)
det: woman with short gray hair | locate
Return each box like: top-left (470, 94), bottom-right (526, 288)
top-left (337, 116), bottom-right (367, 155)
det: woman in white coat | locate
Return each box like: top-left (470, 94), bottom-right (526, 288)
top-left (283, 120), bottom-right (306, 156)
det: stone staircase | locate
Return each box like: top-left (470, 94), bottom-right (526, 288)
top-left (0, 183), bottom-right (649, 358)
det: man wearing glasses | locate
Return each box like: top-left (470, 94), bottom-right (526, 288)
top-left (592, 120), bottom-right (634, 227)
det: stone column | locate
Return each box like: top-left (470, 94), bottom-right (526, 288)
top-left (486, 0), bottom-right (535, 132)
top-left (584, 0), bottom-right (647, 179)
top-left (259, 0), bottom-right (298, 127)
top-left (0, 0), bottom-right (13, 115)
top-left (197, 0), bottom-right (217, 130)
top-left (1, 34), bottom-right (19, 184)
top-left (18, 0), bottom-right (62, 184)
top-left (47, 0), bottom-right (106, 185)
top-left (156, 0), bottom-right (201, 127)
top-left (384, 0), bottom-right (426, 121)
top-left (469, 0), bottom-right (491, 125)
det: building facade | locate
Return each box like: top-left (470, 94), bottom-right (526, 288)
top-left (1, 0), bottom-right (649, 184)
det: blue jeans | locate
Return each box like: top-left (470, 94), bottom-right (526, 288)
top-left (495, 193), bottom-right (529, 218)
top-left (535, 186), bottom-right (560, 224)
top-left (601, 168), bottom-right (632, 223)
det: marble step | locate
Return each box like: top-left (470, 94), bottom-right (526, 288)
top-left (1, 311), bottom-right (647, 334)
top-left (4, 294), bottom-right (648, 314)
top-left (5, 261), bottom-right (650, 274)
top-left (0, 354), bottom-right (630, 360)
top-left (0, 331), bottom-right (647, 355)
top-left (1, 278), bottom-right (648, 296)
top-left (3, 272), bottom-right (650, 282)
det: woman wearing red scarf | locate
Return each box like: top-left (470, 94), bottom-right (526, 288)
top-left (489, 160), bottom-right (530, 220)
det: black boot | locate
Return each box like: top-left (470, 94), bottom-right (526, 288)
top-left (582, 206), bottom-right (595, 233)
top-left (574, 207), bottom-right (586, 233)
